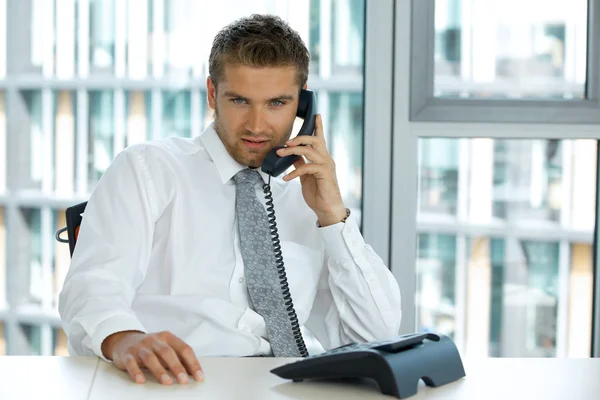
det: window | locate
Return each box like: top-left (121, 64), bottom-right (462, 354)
top-left (434, 0), bottom-right (588, 99)
top-left (3, 0), bottom-right (367, 355)
top-left (89, 91), bottom-right (115, 190)
top-left (125, 91), bottom-right (152, 146)
top-left (90, 0), bottom-right (115, 70)
top-left (0, 91), bottom-right (5, 192)
top-left (162, 91), bottom-right (191, 138)
top-left (410, 0), bottom-right (600, 123)
top-left (0, 322), bottom-right (5, 355)
top-left (0, 207), bottom-right (5, 309)
top-left (416, 138), bottom-right (597, 357)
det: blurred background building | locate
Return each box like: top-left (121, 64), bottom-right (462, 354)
top-left (0, 0), bottom-right (595, 359)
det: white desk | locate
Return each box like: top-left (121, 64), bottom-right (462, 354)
top-left (0, 356), bottom-right (98, 400)
top-left (1, 356), bottom-right (599, 399)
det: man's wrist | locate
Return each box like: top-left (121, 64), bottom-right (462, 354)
top-left (101, 330), bottom-right (144, 360)
top-left (317, 207), bottom-right (350, 227)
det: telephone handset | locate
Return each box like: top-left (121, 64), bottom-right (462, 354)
top-left (258, 89), bottom-right (317, 358)
top-left (261, 89), bottom-right (317, 177)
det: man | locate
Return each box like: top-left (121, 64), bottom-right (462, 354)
top-left (58, 14), bottom-right (402, 386)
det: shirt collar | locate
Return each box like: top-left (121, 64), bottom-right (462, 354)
top-left (199, 122), bottom-right (273, 185)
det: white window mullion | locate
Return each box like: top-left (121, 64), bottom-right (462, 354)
top-left (42, 90), bottom-right (54, 193)
top-left (76, 89), bottom-right (89, 195)
top-left (454, 234), bottom-right (467, 355)
top-left (114, 0), bottom-right (127, 78)
top-left (113, 89), bottom-right (125, 155)
top-left (0, 0), bottom-right (6, 78)
top-left (152, 89), bottom-right (161, 140)
top-left (40, 208), bottom-right (52, 310)
top-left (127, 0), bottom-right (148, 79)
top-left (454, 139), bottom-right (470, 354)
top-left (561, 141), bottom-right (573, 228)
top-left (41, 324), bottom-right (52, 356)
top-left (55, 0), bottom-right (75, 78)
top-left (152, 0), bottom-right (165, 78)
top-left (77, 0), bottom-right (90, 77)
top-left (319, 0), bottom-right (332, 80)
top-left (556, 240), bottom-right (571, 358)
top-left (191, 89), bottom-right (201, 136)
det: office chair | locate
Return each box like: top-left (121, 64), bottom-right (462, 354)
top-left (55, 201), bottom-right (88, 257)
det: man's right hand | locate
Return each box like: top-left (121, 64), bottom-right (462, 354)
top-left (101, 330), bottom-right (204, 385)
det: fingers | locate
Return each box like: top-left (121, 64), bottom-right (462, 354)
top-left (151, 339), bottom-right (190, 384)
top-left (168, 334), bottom-right (205, 382)
top-left (112, 332), bottom-right (203, 385)
top-left (283, 163), bottom-right (327, 181)
top-left (123, 353), bottom-right (146, 384)
top-left (286, 133), bottom-right (325, 151)
top-left (276, 144), bottom-right (326, 164)
top-left (313, 114), bottom-right (324, 140)
top-left (138, 347), bottom-right (174, 385)
top-left (293, 156), bottom-right (306, 169)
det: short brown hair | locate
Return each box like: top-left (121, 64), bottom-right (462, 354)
top-left (209, 14), bottom-right (310, 89)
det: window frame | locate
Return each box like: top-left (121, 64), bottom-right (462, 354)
top-left (373, 0), bottom-right (600, 357)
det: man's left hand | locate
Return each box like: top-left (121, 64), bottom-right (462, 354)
top-left (276, 114), bottom-right (347, 227)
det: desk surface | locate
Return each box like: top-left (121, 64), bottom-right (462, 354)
top-left (1, 356), bottom-right (599, 399)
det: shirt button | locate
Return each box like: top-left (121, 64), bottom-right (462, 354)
top-left (239, 277), bottom-right (244, 283)
top-left (352, 241), bottom-right (358, 246)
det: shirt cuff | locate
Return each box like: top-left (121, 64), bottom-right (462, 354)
top-left (317, 215), bottom-right (365, 263)
top-left (91, 314), bottom-right (147, 362)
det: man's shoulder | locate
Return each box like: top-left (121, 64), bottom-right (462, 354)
top-left (120, 136), bottom-right (206, 164)
top-left (126, 136), bottom-right (203, 155)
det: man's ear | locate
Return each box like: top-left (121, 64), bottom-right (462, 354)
top-left (207, 77), bottom-right (217, 110)
top-left (303, 83), bottom-right (308, 90)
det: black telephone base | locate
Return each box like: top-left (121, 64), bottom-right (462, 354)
top-left (270, 332), bottom-right (466, 399)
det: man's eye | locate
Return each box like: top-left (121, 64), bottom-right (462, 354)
top-left (232, 98), bottom-right (246, 104)
top-left (271, 100), bottom-right (285, 106)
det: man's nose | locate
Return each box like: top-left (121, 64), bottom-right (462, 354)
top-left (245, 107), bottom-right (268, 134)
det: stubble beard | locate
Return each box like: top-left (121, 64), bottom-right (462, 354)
top-left (213, 106), bottom-right (294, 168)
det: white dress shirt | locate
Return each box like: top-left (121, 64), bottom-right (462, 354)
top-left (58, 123), bottom-right (402, 361)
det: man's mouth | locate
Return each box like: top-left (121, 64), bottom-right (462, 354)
top-left (242, 138), bottom-right (269, 150)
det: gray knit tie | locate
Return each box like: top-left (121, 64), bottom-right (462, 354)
top-left (233, 168), bottom-right (301, 357)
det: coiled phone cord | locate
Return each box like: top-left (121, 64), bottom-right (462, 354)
top-left (263, 176), bottom-right (310, 358)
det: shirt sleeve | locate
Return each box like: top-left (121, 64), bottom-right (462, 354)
top-left (58, 147), bottom-right (157, 361)
top-left (304, 215), bottom-right (402, 351)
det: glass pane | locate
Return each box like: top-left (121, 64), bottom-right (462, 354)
top-left (417, 233), bottom-right (457, 338)
top-left (54, 91), bottom-right (77, 196)
top-left (24, 90), bottom-right (43, 189)
top-left (89, 91), bottom-right (115, 191)
top-left (9, 0), bottom-right (366, 355)
top-left (125, 91), bottom-right (152, 147)
top-left (22, 208), bottom-right (43, 305)
top-left (20, 323), bottom-right (42, 355)
top-left (53, 328), bottom-right (69, 355)
top-left (434, 0), bottom-right (588, 99)
top-left (162, 91), bottom-right (191, 138)
top-left (568, 243), bottom-right (594, 357)
top-left (329, 92), bottom-right (364, 223)
top-left (331, 0), bottom-right (364, 75)
top-left (417, 138), bottom-right (597, 357)
top-left (54, 209), bottom-right (69, 308)
top-left (90, 0), bottom-right (115, 69)
top-left (418, 139), bottom-right (459, 215)
top-left (0, 322), bottom-right (4, 355)
top-left (0, 207), bottom-right (5, 307)
top-left (418, 139), bottom-right (586, 224)
top-left (492, 140), bottom-right (563, 221)
top-left (0, 91), bottom-right (5, 192)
